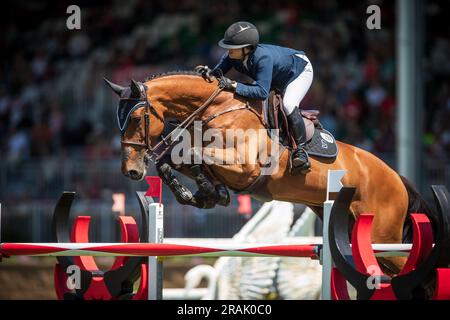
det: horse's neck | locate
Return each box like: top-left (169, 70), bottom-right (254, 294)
top-left (149, 77), bottom-right (240, 121)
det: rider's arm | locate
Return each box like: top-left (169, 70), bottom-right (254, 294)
top-left (235, 54), bottom-right (273, 100)
top-left (211, 53), bottom-right (233, 76)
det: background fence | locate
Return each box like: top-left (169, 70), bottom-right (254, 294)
top-left (0, 156), bottom-right (448, 242)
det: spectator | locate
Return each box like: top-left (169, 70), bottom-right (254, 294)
top-left (0, 0), bottom-right (448, 200)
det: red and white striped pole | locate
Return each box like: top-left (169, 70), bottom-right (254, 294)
top-left (0, 242), bottom-right (413, 258)
top-left (0, 242), bottom-right (320, 258)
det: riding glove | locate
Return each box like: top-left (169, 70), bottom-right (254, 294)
top-left (194, 65), bottom-right (213, 79)
top-left (218, 76), bottom-right (237, 91)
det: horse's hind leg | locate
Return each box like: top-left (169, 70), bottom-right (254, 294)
top-left (349, 191), bottom-right (408, 276)
top-left (367, 199), bottom-right (408, 275)
top-left (371, 221), bottom-right (407, 275)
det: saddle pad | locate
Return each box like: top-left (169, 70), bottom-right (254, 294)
top-left (304, 128), bottom-right (338, 158)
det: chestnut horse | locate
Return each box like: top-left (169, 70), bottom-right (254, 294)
top-left (105, 71), bottom-right (434, 274)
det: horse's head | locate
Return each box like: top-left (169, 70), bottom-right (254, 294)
top-left (105, 78), bottom-right (165, 181)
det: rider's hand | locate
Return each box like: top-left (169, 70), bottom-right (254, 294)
top-left (218, 76), bottom-right (237, 91)
top-left (194, 65), bottom-right (213, 81)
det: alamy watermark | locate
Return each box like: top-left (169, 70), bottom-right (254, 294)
top-left (168, 121), bottom-right (281, 176)
top-left (65, 265), bottom-right (81, 290)
top-left (66, 5), bottom-right (81, 30)
top-left (366, 5), bottom-right (381, 30)
top-left (366, 265), bottom-right (382, 290)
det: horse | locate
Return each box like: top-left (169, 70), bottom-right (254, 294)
top-left (105, 71), bottom-right (434, 275)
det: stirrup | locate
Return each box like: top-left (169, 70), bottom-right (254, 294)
top-left (290, 162), bottom-right (311, 175)
top-left (289, 147), bottom-right (311, 175)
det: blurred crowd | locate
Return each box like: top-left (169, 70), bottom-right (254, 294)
top-left (0, 0), bottom-right (449, 199)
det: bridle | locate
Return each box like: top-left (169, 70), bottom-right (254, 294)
top-left (119, 76), bottom-right (269, 165)
top-left (119, 82), bottom-right (157, 157)
top-left (119, 80), bottom-right (225, 164)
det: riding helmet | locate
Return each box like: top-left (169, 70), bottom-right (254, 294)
top-left (218, 21), bottom-right (259, 49)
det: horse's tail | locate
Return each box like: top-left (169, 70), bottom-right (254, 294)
top-left (399, 175), bottom-right (450, 299)
top-left (400, 175), bottom-right (438, 242)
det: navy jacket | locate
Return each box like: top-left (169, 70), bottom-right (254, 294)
top-left (212, 44), bottom-right (308, 100)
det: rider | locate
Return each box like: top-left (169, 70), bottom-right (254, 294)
top-left (196, 21), bottom-right (313, 174)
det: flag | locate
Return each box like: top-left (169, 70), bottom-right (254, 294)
top-left (145, 176), bottom-right (162, 204)
top-left (327, 170), bottom-right (347, 195)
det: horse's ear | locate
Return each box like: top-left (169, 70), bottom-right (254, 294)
top-left (130, 79), bottom-right (141, 98)
top-left (104, 78), bottom-right (124, 96)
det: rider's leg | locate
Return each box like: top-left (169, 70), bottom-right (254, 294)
top-left (283, 54), bottom-right (314, 173)
top-left (286, 108), bottom-right (310, 171)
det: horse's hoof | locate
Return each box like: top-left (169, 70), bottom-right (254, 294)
top-left (169, 182), bottom-right (194, 204)
top-left (193, 191), bottom-right (216, 209)
top-left (157, 163), bottom-right (172, 180)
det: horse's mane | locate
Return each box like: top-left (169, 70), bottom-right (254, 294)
top-left (144, 70), bottom-right (203, 82)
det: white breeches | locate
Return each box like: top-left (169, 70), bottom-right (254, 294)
top-left (282, 54), bottom-right (314, 115)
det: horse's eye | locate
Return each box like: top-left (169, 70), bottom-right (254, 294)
top-left (131, 117), bottom-right (141, 125)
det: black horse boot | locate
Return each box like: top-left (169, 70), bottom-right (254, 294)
top-left (286, 107), bottom-right (311, 174)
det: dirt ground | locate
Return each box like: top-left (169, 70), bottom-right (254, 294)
top-left (0, 257), bottom-right (212, 299)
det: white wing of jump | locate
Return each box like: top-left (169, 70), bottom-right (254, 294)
top-left (181, 201), bottom-right (282, 299)
top-left (215, 201), bottom-right (294, 300)
top-left (276, 207), bottom-right (322, 300)
top-left (182, 201), bottom-right (296, 300)
top-left (184, 265), bottom-right (218, 300)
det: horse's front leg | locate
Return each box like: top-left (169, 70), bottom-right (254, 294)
top-left (154, 122), bottom-right (203, 208)
top-left (189, 164), bottom-right (230, 208)
top-left (156, 158), bottom-right (229, 209)
top-left (156, 160), bottom-right (197, 206)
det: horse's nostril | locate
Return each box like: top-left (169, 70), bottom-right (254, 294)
top-left (128, 170), bottom-right (140, 179)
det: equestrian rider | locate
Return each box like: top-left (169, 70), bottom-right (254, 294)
top-left (196, 21), bottom-right (313, 174)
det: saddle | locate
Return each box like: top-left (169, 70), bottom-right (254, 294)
top-left (267, 92), bottom-right (322, 146)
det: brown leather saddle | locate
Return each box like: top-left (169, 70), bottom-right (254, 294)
top-left (267, 92), bottom-right (322, 147)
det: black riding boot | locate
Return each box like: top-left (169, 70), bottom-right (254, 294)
top-left (286, 107), bottom-right (311, 174)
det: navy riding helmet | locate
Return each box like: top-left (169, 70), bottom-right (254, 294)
top-left (218, 21), bottom-right (259, 50)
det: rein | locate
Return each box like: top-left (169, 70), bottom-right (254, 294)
top-left (121, 84), bottom-right (225, 163)
top-left (120, 77), bottom-right (270, 164)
